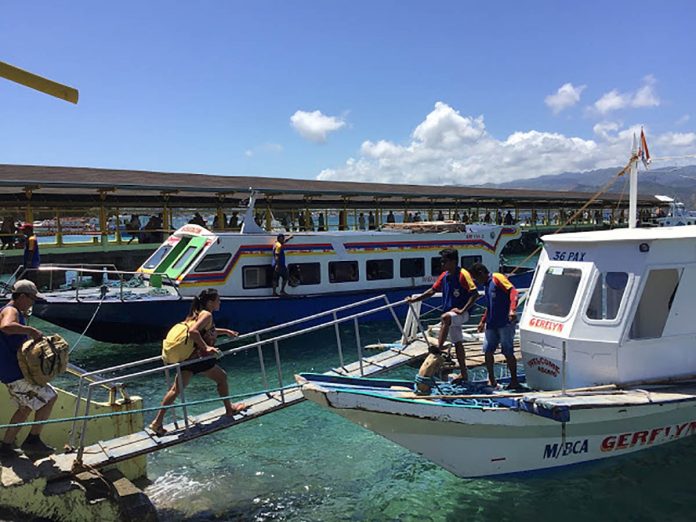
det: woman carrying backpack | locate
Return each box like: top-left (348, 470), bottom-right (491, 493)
top-left (149, 288), bottom-right (246, 436)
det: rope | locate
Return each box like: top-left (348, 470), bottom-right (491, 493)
top-left (69, 289), bottom-right (107, 354)
top-left (0, 383), bottom-right (296, 430)
top-left (510, 156), bottom-right (636, 275)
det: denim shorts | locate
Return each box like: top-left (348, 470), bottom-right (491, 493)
top-left (482, 323), bottom-right (515, 356)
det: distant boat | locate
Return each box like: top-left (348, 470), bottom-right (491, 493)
top-left (654, 195), bottom-right (696, 226)
top-left (18, 192), bottom-right (530, 343)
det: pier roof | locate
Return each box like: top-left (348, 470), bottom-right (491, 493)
top-left (0, 164), bottom-right (658, 209)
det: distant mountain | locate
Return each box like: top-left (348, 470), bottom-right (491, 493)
top-left (478, 165), bottom-right (696, 207)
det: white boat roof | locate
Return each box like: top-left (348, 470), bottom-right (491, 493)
top-left (542, 225), bottom-right (696, 244)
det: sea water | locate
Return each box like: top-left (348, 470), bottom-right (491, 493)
top-left (33, 311), bottom-right (696, 522)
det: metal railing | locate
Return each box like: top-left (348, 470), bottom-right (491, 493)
top-left (66, 292), bottom-right (429, 464)
top-left (4, 264), bottom-right (182, 301)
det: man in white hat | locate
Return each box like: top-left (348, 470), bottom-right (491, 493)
top-left (0, 279), bottom-right (56, 457)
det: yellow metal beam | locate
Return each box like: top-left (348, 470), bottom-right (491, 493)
top-left (0, 61), bottom-right (79, 104)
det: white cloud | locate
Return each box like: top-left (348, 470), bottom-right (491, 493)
top-left (290, 110), bottom-right (346, 143)
top-left (592, 121), bottom-right (621, 140)
top-left (676, 114), bottom-right (690, 126)
top-left (592, 76), bottom-right (660, 114)
top-left (545, 83), bottom-right (586, 114)
top-left (656, 132), bottom-right (696, 148)
top-left (593, 90), bottom-right (629, 114)
top-left (316, 102), bottom-right (690, 186)
top-left (245, 143), bottom-right (283, 158)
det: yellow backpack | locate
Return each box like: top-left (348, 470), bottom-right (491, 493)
top-left (162, 320), bottom-right (197, 364)
top-left (18, 334), bottom-right (69, 386)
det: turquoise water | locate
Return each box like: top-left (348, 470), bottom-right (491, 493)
top-left (31, 312), bottom-right (696, 521)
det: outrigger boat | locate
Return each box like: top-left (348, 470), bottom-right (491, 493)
top-left (14, 193), bottom-right (527, 342)
top-left (299, 139), bottom-right (696, 477)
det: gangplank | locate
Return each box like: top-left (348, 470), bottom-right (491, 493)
top-left (2, 295), bottom-right (521, 479)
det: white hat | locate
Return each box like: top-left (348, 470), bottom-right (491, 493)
top-left (12, 279), bottom-right (42, 298)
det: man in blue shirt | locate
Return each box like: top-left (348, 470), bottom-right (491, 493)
top-left (469, 263), bottom-right (521, 389)
top-left (0, 280), bottom-right (56, 457)
top-left (21, 223), bottom-right (40, 279)
top-left (407, 248), bottom-right (478, 382)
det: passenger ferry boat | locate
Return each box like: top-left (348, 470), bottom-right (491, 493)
top-left (654, 195), bottom-right (696, 226)
top-left (299, 142), bottom-right (696, 477)
top-left (25, 194), bottom-right (526, 342)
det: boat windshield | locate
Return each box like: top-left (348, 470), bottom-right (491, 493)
top-left (142, 244), bottom-right (173, 270)
top-left (534, 267), bottom-right (582, 318)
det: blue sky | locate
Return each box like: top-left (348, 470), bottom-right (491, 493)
top-left (2, 1), bottom-right (695, 185)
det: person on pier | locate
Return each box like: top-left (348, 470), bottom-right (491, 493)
top-left (0, 216), bottom-right (16, 249)
top-left (150, 288), bottom-right (246, 437)
top-left (468, 263), bottom-right (521, 390)
top-left (20, 224), bottom-right (40, 281)
top-left (0, 280), bottom-right (56, 457)
top-left (406, 248), bottom-right (478, 382)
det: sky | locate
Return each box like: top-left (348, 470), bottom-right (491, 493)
top-left (2, 1), bottom-right (696, 186)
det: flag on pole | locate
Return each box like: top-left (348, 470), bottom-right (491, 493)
top-left (639, 128), bottom-right (651, 169)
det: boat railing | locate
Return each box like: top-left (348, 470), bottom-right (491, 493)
top-left (5, 264), bottom-right (183, 301)
top-left (65, 291), bottom-right (441, 464)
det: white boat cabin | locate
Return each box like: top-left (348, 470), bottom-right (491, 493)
top-left (521, 226), bottom-right (696, 390)
top-left (137, 223), bottom-right (519, 298)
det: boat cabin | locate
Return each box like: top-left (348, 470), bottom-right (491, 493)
top-left (521, 227), bottom-right (696, 390)
top-left (137, 222), bottom-right (518, 298)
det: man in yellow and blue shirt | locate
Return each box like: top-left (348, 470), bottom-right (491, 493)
top-left (469, 262), bottom-right (521, 389)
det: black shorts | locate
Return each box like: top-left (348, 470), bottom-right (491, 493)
top-left (273, 266), bottom-right (289, 284)
top-left (182, 358), bottom-right (217, 374)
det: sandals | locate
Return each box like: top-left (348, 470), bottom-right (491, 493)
top-left (228, 403), bottom-right (249, 415)
top-left (149, 423), bottom-right (167, 437)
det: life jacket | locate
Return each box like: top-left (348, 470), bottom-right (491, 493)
top-left (162, 320), bottom-right (197, 364)
top-left (17, 334), bottom-right (69, 386)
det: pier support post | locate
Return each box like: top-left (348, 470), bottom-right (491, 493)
top-left (23, 186), bottom-right (35, 225)
top-left (114, 206), bottom-right (122, 244)
top-left (56, 208), bottom-right (63, 246)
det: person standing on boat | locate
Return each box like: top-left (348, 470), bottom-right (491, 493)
top-left (387, 211), bottom-right (395, 224)
top-left (272, 233), bottom-right (294, 296)
top-left (0, 280), bottom-right (57, 457)
top-left (468, 263), bottom-right (521, 389)
top-left (20, 223), bottom-right (40, 280)
top-left (149, 288), bottom-right (246, 437)
top-left (406, 248), bottom-right (478, 380)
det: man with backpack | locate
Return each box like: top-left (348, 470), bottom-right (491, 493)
top-left (406, 249), bottom-right (478, 386)
top-left (0, 279), bottom-right (56, 457)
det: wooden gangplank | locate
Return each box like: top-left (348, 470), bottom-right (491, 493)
top-left (12, 335), bottom-right (520, 477)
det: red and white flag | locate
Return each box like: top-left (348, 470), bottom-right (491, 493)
top-left (639, 128), bottom-right (651, 168)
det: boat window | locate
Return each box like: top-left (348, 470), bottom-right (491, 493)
top-left (288, 263), bottom-right (321, 286)
top-left (629, 268), bottom-right (681, 339)
top-left (170, 246), bottom-right (198, 272)
top-left (586, 272), bottom-right (628, 320)
top-left (194, 253), bottom-right (231, 273)
top-left (142, 244), bottom-right (173, 270)
top-left (534, 267), bottom-right (582, 317)
top-left (329, 261), bottom-right (359, 283)
top-left (431, 257), bottom-right (444, 276)
top-left (242, 265), bottom-right (274, 289)
top-left (461, 255), bottom-right (482, 269)
top-left (400, 258), bottom-right (425, 278)
top-left (366, 259), bottom-right (394, 280)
